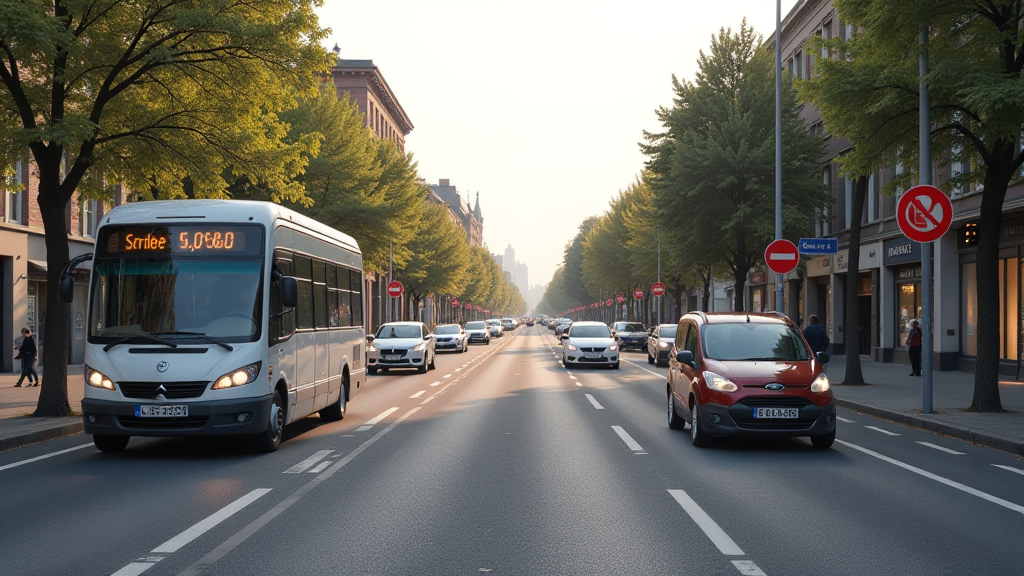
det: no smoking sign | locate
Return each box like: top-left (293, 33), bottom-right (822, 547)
top-left (897, 185), bottom-right (952, 243)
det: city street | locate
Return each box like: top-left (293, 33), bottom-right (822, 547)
top-left (2, 325), bottom-right (1023, 576)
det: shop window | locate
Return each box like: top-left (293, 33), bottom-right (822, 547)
top-left (962, 258), bottom-right (1020, 360)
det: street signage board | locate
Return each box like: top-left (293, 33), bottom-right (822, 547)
top-left (632, 288), bottom-right (644, 299)
top-left (764, 239), bottom-right (799, 275)
top-left (897, 184), bottom-right (953, 243)
top-left (798, 238), bottom-right (838, 255)
top-left (386, 280), bottom-right (403, 298)
top-left (651, 282), bottom-right (666, 297)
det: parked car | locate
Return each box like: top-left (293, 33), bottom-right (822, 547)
top-left (553, 318), bottom-right (572, 337)
top-left (501, 318), bottom-right (515, 331)
top-left (433, 323), bottom-right (468, 353)
top-left (464, 321), bottom-right (491, 345)
top-left (647, 324), bottom-right (678, 367)
top-left (667, 311), bottom-right (834, 448)
top-left (367, 321), bottom-right (436, 374)
top-left (612, 321), bottom-right (648, 351)
top-left (560, 321), bottom-right (619, 369)
top-left (486, 319), bottom-right (504, 338)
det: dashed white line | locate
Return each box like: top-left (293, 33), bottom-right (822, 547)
top-left (409, 390), bottom-right (426, 398)
top-left (284, 450), bottom-right (333, 474)
top-left (429, 380), bottom-right (441, 387)
top-left (732, 559), bottom-right (767, 575)
top-left (112, 557), bottom-right (165, 576)
top-left (443, 374), bottom-right (452, 379)
top-left (611, 426), bottom-right (645, 453)
top-left (668, 489), bottom-right (744, 555)
top-left (623, 359), bottom-right (663, 377)
top-left (0, 443), bottom-right (93, 471)
top-left (153, 488), bottom-right (272, 553)
top-left (356, 407), bottom-right (399, 432)
top-left (836, 416), bottom-right (855, 423)
top-left (993, 464), bottom-right (1024, 476)
top-left (836, 439), bottom-right (1024, 514)
top-left (576, 382), bottom-right (583, 387)
top-left (864, 425), bottom-right (900, 436)
top-left (584, 394), bottom-right (604, 409)
top-left (916, 441), bottom-right (965, 455)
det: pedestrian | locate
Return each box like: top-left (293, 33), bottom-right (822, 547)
top-left (802, 314), bottom-right (830, 355)
top-left (907, 320), bottom-right (923, 376)
top-left (14, 327), bottom-right (39, 387)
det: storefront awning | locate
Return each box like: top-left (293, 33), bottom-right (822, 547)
top-left (27, 259), bottom-right (47, 280)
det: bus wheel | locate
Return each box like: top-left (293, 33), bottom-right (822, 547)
top-left (320, 376), bottom-right (347, 422)
top-left (253, 390), bottom-right (284, 453)
top-left (93, 434), bottom-right (129, 453)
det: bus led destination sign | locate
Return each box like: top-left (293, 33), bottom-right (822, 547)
top-left (100, 225), bottom-right (260, 257)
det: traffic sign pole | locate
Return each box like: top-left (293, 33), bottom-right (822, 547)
top-left (920, 25), bottom-right (933, 414)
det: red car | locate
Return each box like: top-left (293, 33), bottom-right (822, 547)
top-left (667, 311), bottom-right (835, 448)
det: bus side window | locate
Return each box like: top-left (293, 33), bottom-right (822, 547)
top-left (349, 269), bottom-right (363, 327)
top-left (294, 255), bottom-right (314, 330)
top-left (270, 254), bottom-right (295, 345)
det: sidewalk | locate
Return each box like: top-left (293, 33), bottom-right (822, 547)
top-left (0, 359), bottom-right (1022, 455)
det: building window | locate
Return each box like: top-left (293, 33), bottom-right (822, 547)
top-left (867, 174), bottom-right (876, 222)
top-left (962, 258), bottom-right (1021, 360)
top-left (794, 51), bottom-right (803, 80)
top-left (844, 176), bottom-right (853, 230)
top-left (80, 198), bottom-right (100, 237)
top-left (4, 159), bottom-right (23, 224)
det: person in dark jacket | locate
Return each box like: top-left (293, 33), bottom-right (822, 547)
top-left (802, 315), bottom-right (830, 355)
top-left (907, 320), bottom-right (923, 376)
top-left (14, 327), bottom-right (39, 387)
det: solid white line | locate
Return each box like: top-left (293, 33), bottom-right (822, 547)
top-left (611, 426), bottom-right (645, 452)
top-left (429, 380), bottom-right (441, 387)
top-left (584, 394), bottom-right (604, 409)
top-left (284, 450), bottom-right (333, 474)
top-left (916, 441), bottom-right (965, 455)
top-left (307, 461), bottom-right (331, 474)
top-left (864, 425), bottom-right (900, 436)
top-left (356, 407), bottom-right (399, 432)
top-left (836, 440), bottom-right (1024, 514)
top-left (624, 359), bottom-right (663, 377)
top-left (409, 390), bottom-right (426, 398)
top-left (111, 560), bottom-right (162, 576)
top-left (732, 560), bottom-right (767, 575)
top-left (668, 489), bottom-right (745, 555)
top-left (993, 464), bottom-right (1024, 476)
top-left (836, 416), bottom-right (855, 423)
top-left (152, 488), bottom-right (271, 553)
top-left (0, 443), bottom-right (93, 471)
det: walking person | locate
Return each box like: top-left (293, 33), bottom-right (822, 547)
top-left (14, 327), bottom-right (39, 387)
top-left (802, 314), bottom-right (830, 355)
top-left (907, 320), bottom-right (923, 376)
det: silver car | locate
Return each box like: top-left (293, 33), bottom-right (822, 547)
top-left (367, 321), bottom-right (436, 374)
top-left (433, 323), bottom-right (468, 353)
top-left (464, 321), bottom-right (491, 345)
top-left (560, 321), bottom-right (619, 369)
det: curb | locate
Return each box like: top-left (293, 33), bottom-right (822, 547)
top-left (0, 420), bottom-right (84, 453)
top-left (834, 398), bottom-right (1024, 457)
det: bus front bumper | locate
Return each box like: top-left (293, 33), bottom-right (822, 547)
top-left (82, 395), bottom-right (273, 437)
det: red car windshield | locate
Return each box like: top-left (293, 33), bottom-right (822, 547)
top-left (702, 323), bottom-right (810, 361)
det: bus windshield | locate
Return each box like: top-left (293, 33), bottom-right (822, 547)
top-left (89, 258), bottom-right (263, 342)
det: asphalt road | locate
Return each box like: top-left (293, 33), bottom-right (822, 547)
top-left (1, 325), bottom-right (1022, 576)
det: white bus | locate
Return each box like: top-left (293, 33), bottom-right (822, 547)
top-left (59, 200), bottom-right (366, 452)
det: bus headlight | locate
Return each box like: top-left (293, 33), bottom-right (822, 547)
top-left (212, 362), bottom-right (262, 390)
top-left (85, 365), bottom-right (115, 390)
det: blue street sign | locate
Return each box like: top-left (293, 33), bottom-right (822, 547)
top-left (798, 238), bottom-right (838, 255)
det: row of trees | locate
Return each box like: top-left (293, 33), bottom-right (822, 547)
top-left (0, 1), bottom-right (521, 416)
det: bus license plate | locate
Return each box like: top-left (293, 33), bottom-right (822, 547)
top-left (135, 404), bottom-right (188, 417)
top-left (753, 407), bottom-right (798, 419)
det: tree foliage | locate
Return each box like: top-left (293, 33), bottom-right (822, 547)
top-left (398, 200), bottom-right (471, 312)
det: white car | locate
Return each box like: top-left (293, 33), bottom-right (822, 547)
top-left (486, 319), bottom-right (504, 338)
top-left (367, 321), bottom-right (436, 374)
top-left (560, 321), bottom-right (619, 369)
top-left (464, 321), bottom-right (491, 345)
top-left (433, 323), bottom-right (468, 353)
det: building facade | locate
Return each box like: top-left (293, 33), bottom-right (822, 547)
top-left (330, 55), bottom-right (413, 154)
top-left (428, 179), bottom-right (484, 247)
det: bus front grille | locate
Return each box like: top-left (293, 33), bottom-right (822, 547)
top-left (118, 381), bottom-right (210, 399)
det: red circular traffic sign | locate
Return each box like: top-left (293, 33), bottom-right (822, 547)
top-left (452, 298), bottom-right (459, 307)
top-left (651, 282), bottom-right (666, 297)
top-left (764, 239), bottom-right (799, 275)
top-left (616, 295), bottom-right (625, 304)
top-left (605, 299), bottom-right (613, 307)
top-left (632, 288), bottom-right (644, 299)
top-left (386, 280), bottom-right (403, 298)
top-left (897, 185), bottom-right (953, 243)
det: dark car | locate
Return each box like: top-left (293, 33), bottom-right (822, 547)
top-left (646, 323), bottom-right (678, 367)
top-left (612, 321), bottom-right (647, 351)
top-left (666, 311), bottom-right (835, 448)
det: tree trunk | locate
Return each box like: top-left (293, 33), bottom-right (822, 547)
top-left (701, 268), bottom-right (712, 312)
top-left (971, 169), bottom-right (1008, 411)
top-left (733, 266), bottom-right (749, 312)
top-left (35, 173), bottom-right (74, 416)
top-left (843, 177), bottom-right (868, 386)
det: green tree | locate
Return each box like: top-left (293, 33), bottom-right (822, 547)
top-left (560, 216), bottom-right (600, 308)
top-left (643, 21), bottom-right (828, 312)
top-left (0, 0), bottom-right (328, 415)
top-left (581, 187), bottom-right (645, 319)
top-left (460, 246), bottom-right (495, 311)
top-left (802, 0), bottom-right (1022, 410)
top-left (397, 200), bottom-right (471, 322)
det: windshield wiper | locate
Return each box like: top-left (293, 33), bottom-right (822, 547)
top-left (156, 331), bottom-right (234, 351)
top-left (103, 333), bottom-right (178, 352)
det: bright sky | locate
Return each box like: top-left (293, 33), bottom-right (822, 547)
top-left (315, 0), bottom-right (801, 292)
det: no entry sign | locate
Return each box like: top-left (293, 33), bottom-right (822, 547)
top-left (633, 288), bottom-right (644, 299)
top-left (764, 239), bottom-right (799, 275)
top-left (897, 185), bottom-right (953, 243)
top-left (386, 280), bottom-right (403, 298)
top-left (651, 282), bottom-right (666, 297)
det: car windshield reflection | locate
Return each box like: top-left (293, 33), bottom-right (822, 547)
top-left (702, 323), bottom-right (810, 361)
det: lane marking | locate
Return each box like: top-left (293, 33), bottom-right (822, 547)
top-left (152, 489), bottom-right (271, 553)
top-left (732, 560), bottom-right (767, 575)
top-left (916, 441), bottom-right (965, 455)
top-left (836, 439), bottom-right (1024, 514)
top-left (409, 390), bottom-right (426, 399)
top-left (0, 443), bottom-right (93, 472)
top-left (455, 368), bottom-right (462, 372)
top-left (865, 425), bottom-right (900, 436)
top-left (307, 461), bottom-right (332, 474)
top-left (443, 374), bottom-right (452, 379)
top-left (284, 450), bottom-right (333, 474)
top-left (112, 558), bottom-right (165, 576)
top-left (611, 426), bottom-right (645, 453)
top-left (429, 380), bottom-right (441, 387)
top-left (836, 416), bottom-right (855, 423)
top-left (623, 359), bottom-right (663, 377)
top-left (585, 394), bottom-right (604, 410)
top-left (576, 382), bottom-right (583, 387)
top-left (356, 407), bottom-right (399, 432)
top-left (993, 464), bottom-right (1024, 476)
top-left (569, 375), bottom-right (578, 380)
top-left (668, 489), bottom-right (745, 555)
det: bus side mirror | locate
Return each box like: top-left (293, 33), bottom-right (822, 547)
top-left (281, 276), bottom-right (298, 308)
top-left (58, 275), bottom-right (75, 304)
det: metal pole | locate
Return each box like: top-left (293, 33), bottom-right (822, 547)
top-left (920, 24), bottom-right (933, 414)
top-left (775, 0), bottom-right (784, 313)
top-left (388, 241), bottom-right (393, 323)
top-left (657, 238), bottom-right (662, 326)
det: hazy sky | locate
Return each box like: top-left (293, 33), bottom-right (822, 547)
top-left (316, 0), bottom-right (801, 289)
